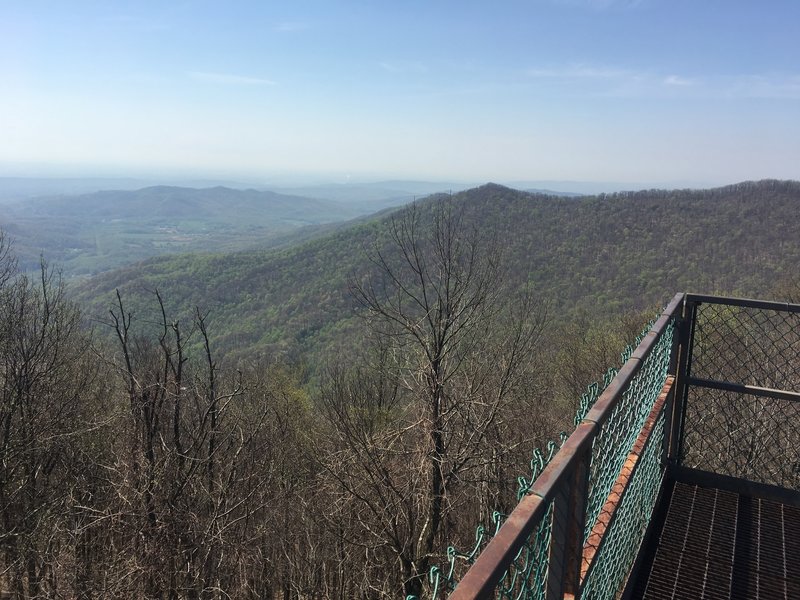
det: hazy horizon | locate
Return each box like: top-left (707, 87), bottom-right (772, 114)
top-left (0, 172), bottom-right (753, 198)
top-left (2, 1), bottom-right (798, 185)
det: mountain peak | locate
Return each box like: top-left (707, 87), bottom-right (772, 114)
top-left (477, 182), bottom-right (514, 192)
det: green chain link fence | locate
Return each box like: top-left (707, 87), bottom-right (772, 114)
top-left (410, 303), bottom-right (677, 600)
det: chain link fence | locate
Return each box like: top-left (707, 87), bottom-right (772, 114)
top-left (680, 297), bottom-right (800, 489)
top-left (413, 295), bottom-right (682, 600)
top-left (413, 293), bottom-right (800, 600)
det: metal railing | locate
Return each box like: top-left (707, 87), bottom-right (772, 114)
top-left (675, 294), bottom-right (800, 493)
top-left (422, 292), bottom-right (800, 599)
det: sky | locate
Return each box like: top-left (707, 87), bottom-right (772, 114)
top-left (1, 0), bottom-right (799, 187)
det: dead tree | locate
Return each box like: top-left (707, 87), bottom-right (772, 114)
top-left (105, 291), bottom-right (272, 598)
top-left (319, 199), bottom-right (547, 598)
top-left (0, 259), bottom-right (93, 598)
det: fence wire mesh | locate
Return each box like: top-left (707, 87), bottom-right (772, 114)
top-left (581, 406), bottom-right (666, 599)
top-left (688, 301), bottom-right (800, 388)
top-left (682, 303), bottom-right (800, 490)
top-left (682, 388), bottom-right (800, 488)
top-left (583, 320), bottom-right (674, 547)
top-left (415, 442), bottom-right (562, 600)
top-left (681, 300), bottom-right (800, 490)
top-left (414, 295), bottom-right (800, 600)
top-left (493, 502), bottom-right (553, 600)
top-left (415, 311), bottom-right (675, 600)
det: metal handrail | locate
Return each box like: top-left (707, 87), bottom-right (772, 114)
top-left (448, 293), bottom-right (685, 600)
top-left (437, 291), bottom-right (800, 599)
top-left (675, 293), bottom-right (800, 492)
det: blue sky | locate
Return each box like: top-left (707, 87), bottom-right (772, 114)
top-left (1, 0), bottom-right (798, 186)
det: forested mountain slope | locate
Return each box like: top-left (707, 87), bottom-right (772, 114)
top-left (72, 179), bottom-right (800, 365)
top-left (0, 185), bottom-right (367, 276)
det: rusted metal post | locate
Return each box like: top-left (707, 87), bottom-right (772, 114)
top-left (667, 296), bottom-right (697, 466)
top-left (661, 294), bottom-right (685, 465)
top-left (545, 447), bottom-right (590, 600)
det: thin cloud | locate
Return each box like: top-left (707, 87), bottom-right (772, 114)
top-left (599, 71), bottom-right (800, 99)
top-left (663, 75), bottom-right (695, 87)
top-left (528, 62), bottom-right (800, 100)
top-left (526, 63), bottom-right (703, 98)
top-left (275, 22), bottom-right (309, 32)
top-left (549, 0), bottom-right (645, 9)
top-left (527, 63), bottom-right (639, 80)
top-left (726, 74), bottom-right (800, 99)
top-left (188, 71), bottom-right (277, 86)
top-left (378, 61), bottom-right (428, 74)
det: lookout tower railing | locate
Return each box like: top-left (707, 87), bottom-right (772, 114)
top-left (677, 295), bottom-right (800, 494)
top-left (420, 293), bottom-right (800, 600)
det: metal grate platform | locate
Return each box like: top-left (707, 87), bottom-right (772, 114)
top-left (630, 482), bottom-right (800, 600)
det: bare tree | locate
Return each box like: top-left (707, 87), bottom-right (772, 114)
top-left (0, 272), bottom-right (321, 599)
top-left (0, 257), bottom-right (95, 598)
top-left (102, 291), bottom-right (278, 598)
top-left (318, 199), bottom-right (547, 597)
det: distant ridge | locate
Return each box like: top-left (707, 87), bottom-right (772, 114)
top-left (0, 185), bottom-right (379, 276)
top-left (524, 188), bottom-right (581, 197)
top-left (12, 185), bottom-right (342, 220)
top-left (0, 177), bottom-right (265, 201)
top-left (72, 179), bottom-right (800, 366)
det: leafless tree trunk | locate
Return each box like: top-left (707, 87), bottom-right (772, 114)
top-left (97, 290), bottom-right (323, 599)
top-left (0, 255), bottom-right (96, 599)
top-left (318, 198), bottom-right (547, 597)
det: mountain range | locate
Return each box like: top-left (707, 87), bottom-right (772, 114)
top-left (0, 185), bottom-right (381, 276)
top-left (71, 179), bottom-right (800, 369)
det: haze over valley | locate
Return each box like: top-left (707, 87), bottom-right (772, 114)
top-left (0, 180), bottom-right (419, 276)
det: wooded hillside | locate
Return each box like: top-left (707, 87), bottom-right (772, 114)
top-left (72, 179), bottom-right (800, 367)
top-left (5, 180), bottom-right (800, 598)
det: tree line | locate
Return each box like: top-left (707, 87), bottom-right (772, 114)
top-left (1, 199), bottom-right (668, 598)
top-left (71, 180), bottom-right (800, 370)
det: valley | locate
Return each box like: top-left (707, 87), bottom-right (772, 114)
top-left (68, 179), bottom-right (800, 369)
top-left (2, 177), bottom-right (799, 599)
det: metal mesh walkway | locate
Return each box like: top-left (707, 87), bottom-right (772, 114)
top-left (631, 482), bottom-right (800, 600)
